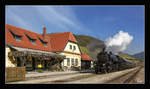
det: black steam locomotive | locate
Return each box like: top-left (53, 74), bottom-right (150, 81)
top-left (94, 48), bottom-right (136, 74)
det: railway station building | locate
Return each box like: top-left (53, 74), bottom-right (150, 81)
top-left (5, 24), bottom-right (88, 71)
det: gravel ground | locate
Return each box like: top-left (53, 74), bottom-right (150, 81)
top-left (6, 67), bottom-right (143, 84)
top-left (26, 71), bottom-right (79, 78)
top-left (7, 72), bottom-right (92, 84)
top-left (63, 67), bottom-right (139, 84)
top-left (25, 71), bottom-right (80, 81)
top-left (128, 67), bottom-right (144, 84)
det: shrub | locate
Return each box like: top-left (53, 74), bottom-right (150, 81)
top-left (37, 69), bottom-right (43, 73)
top-left (50, 66), bottom-right (63, 71)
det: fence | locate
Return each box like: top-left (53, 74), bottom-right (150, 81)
top-left (6, 67), bottom-right (26, 82)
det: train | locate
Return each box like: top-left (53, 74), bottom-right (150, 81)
top-left (94, 49), bottom-right (136, 74)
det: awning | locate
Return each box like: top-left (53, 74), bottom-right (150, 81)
top-left (11, 46), bottom-right (55, 55)
top-left (8, 45), bottom-right (65, 59)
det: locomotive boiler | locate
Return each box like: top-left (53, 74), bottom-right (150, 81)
top-left (94, 48), bottom-right (136, 74)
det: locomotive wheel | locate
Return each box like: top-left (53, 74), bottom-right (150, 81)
top-left (95, 68), bottom-right (98, 74)
top-left (95, 67), bottom-right (98, 74)
top-left (107, 66), bottom-right (111, 73)
top-left (95, 70), bottom-right (98, 74)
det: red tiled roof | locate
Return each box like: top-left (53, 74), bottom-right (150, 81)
top-left (24, 31), bottom-right (37, 40)
top-left (5, 24), bottom-right (51, 52)
top-left (8, 26), bottom-right (23, 36)
top-left (81, 52), bottom-right (92, 61)
top-left (38, 35), bottom-right (49, 42)
top-left (47, 32), bottom-right (78, 52)
top-left (6, 24), bottom-right (79, 53)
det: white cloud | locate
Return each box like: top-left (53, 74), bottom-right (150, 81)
top-left (35, 6), bottom-right (94, 34)
top-left (105, 30), bottom-right (133, 54)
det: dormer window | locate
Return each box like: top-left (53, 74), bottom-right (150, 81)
top-left (43, 42), bottom-right (47, 47)
top-left (31, 39), bottom-right (35, 44)
top-left (25, 33), bottom-right (36, 45)
top-left (15, 36), bottom-right (21, 42)
top-left (9, 28), bottom-right (22, 42)
top-left (39, 37), bottom-right (47, 47)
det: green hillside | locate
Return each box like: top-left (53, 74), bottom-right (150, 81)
top-left (74, 34), bottom-right (105, 60)
top-left (132, 52), bottom-right (144, 61)
top-left (118, 52), bottom-right (143, 64)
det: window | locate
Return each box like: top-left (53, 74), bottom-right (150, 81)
top-left (70, 45), bottom-right (72, 49)
top-left (43, 42), bottom-right (47, 46)
top-left (25, 34), bottom-right (36, 44)
top-left (31, 39), bottom-right (35, 44)
top-left (15, 36), bottom-right (21, 42)
top-left (75, 59), bottom-right (78, 66)
top-left (73, 46), bottom-right (76, 50)
top-left (39, 38), bottom-right (47, 47)
top-left (67, 58), bottom-right (70, 66)
top-left (71, 58), bottom-right (74, 66)
top-left (9, 29), bottom-right (22, 42)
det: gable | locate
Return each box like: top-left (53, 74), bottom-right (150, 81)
top-left (50, 37), bottom-right (68, 52)
top-left (47, 32), bottom-right (78, 52)
top-left (63, 41), bottom-right (81, 54)
top-left (68, 32), bottom-right (77, 43)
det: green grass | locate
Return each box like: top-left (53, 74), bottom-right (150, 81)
top-left (118, 53), bottom-right (143, 63)
top-left (37, 69), bottom-right (44, 73)
top-left (80, 46), bottom-right (89, 54)
top-left (50, 66), bottom-right (64, 71)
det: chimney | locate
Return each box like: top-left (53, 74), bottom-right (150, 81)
top-left (43, 27), bottom-right (47, 39)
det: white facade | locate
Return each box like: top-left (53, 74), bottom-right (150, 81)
top-left (63, 41), bottom-right (81, 54)
top-left (60, 41), bottom-right (81, 70)
top-left (5, 47), bottom-right (16, 67)
top-left (60, 52), bottom-right (81, 67)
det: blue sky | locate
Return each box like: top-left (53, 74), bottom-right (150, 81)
top-left (6, 5), bottom-right (144, 55)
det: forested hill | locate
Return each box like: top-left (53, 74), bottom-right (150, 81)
top-left (73, 34), bottom-right (105, 60)
top-left (131, 52), bottom-right (144, 61)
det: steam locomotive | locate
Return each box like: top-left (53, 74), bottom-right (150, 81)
top-left (94, 49), bottom-right (136, 74)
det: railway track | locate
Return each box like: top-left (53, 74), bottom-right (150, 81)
top-left (105, 66), bottom-right (143, 84)
top-left (44, 74), bottom-right (98, 84)
top-left (45, 67), bottom-right (141, 84)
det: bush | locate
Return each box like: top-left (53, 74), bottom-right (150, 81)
top-left (50, 66), bottom-right (63, 71)
top-left (80, 46), bottom-right (89, 54)
top-left (37, 69), bottom-right (43, 73)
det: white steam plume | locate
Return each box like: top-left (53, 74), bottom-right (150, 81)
top-left (105, 30), bottom-right (133, 55)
